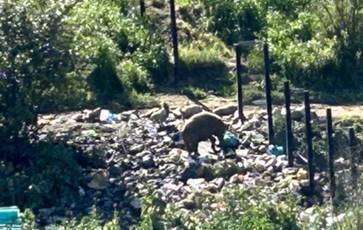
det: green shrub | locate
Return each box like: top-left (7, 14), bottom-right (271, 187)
top-left (22, 208), bottom-right (121, 229)
top-left (118, 60), bottom-right (152, 93)
top-left (87, 47), bottom-right (125, 104)
top-left (139, 186), bottom-right (299, 229)
top-left (266, 10), bottom-right (337, 88)
top-left (68, 0), bottom-right (169, 85)
top-left (180, 86), bottom-right (207, 100)
top-left (202, 0), bottom-right (264, 45)
top-left (0, 1), bottom-right (82, 138)
top-left (179, 43), bottom-right (228, 81)
top-left (0, 142), bottom-right (82, 209)
top-left (243, 85), bottom-right (265, 104)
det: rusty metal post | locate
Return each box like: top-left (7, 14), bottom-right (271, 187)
top-left (140, 0), bottom-right (146, 17)
top-left (263, 43), bottom-right (274, 144)
top-left (326, 108), bottom-right (336, 204)
top-left (304, 91), bottom-right (314, 194)
top-left (284, 81), bottom-right (293, 167)
top-left (349, 128), bottom-right (358, 190)
top-left (169, 0), bottom-right (179, 82)
top-left (235, 45), bottom-right (245, 122)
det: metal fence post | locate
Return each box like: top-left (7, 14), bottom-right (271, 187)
top-left (139, 0), bottom-right (145, 17)
top-left (263, 43), bottom-right (274, 144)
top-left (235, 45), bottom-right (245, 122)
top-left (284, 81), bottom-right (293, 167)
top-left (169, 0), bottom-right (179, 83)
top-left (304, 91), bottom-right (314, 194)
top-left (326, 108), bottom-right (336, 205)
top-left (349, 128), bottom-right (358, 190)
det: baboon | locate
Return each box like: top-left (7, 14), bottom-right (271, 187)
top-left (182, 112), bottom-right (227, 155)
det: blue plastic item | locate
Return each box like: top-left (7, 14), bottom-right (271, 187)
top-left (222, 131), bottom-right (240, 149)
top-left (0, 206), bottom-right (21, 229)
top-left (267, 145), bottom-right (284, 156)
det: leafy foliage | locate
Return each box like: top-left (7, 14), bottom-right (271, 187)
top-left (0, 1), bottom-right (81, 139)
top-left (0, 142), bottom-right (82, 209)
top-left (139, 186), bottom-right (299, 229)
top-left (202, 0), bottom-right (265, 45)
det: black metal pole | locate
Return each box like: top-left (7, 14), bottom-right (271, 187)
top-left (263, 43), bottom-right (274, 144)
top-left (140, 0), bottom-right (146, 17)
top-left (235, 45), bottom-right (244, 122)
top-left (326, 108), bottom-right (336, 204)
top-left (349, 128), bottom-right (358, 190)
top-left (284, 81), bottom-right (293, 167)
top-left (169, 0), bottom-right (179, 83)
top-left (304, 91), bottom-right (314, 194)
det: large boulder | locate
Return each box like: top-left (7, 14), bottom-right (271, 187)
top-left (213, 105), bottom-right (237, 117)
top-left (180, 105), bottom-right (203, 119)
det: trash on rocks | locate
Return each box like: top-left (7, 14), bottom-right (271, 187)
top-left (99, 109), bottom-right (120, 124)
top-left (145, 122), bottom-right (158, 139)
top-left (267, 145), bottom-right (284, 156)
top-left (222, 131), bottom-right (240, 149)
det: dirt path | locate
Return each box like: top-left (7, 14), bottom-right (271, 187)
top-left (157, 93), bottom-right (363, 119)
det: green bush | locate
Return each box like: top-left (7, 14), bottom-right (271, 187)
top-left (0, 1), bottom-right (82, 138)
top-left (202, 0), bottom-right (264, 45)
top-left (0, 142), bottom-right (82, 209)
top-left (179, 42), bottom-right (229, 81)
top-left (67, 0), bottom-right (170, 87)
top-left (139, 186), bottom-right (299, 229)
top-left (22, 208), bottom-right (121, 230)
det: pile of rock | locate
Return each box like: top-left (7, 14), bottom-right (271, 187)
top-left (37, 104), bottom-right (330, 226)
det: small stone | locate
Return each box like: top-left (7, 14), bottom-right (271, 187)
top-left (78, 187), bottom-right (85, 196)
top-left (72, 113), bottom-right (83, 122)
top-left (142, 155), bottom-right (155, 168)
top-left (130, 198), bottom-right (142, 210)
top-left (252, 99), bottom-right (266, 106)
top-left (254, 160), bottom-right (266, 172)
top-left (282, 167), bottom-right (298, 175)
top-left (258, 145), bottom-right (267, 153)
top-left (299, 178), bottom-right (310, 187)
top-left (236, 149), bottom-right (250, 158)
top-left (296, 168), bottom-right (308, 180)
top-left (129, 144), bottom-right (144, 154)
top-left (211, 178), bottom-right (225, 190)
top-left (181, 195), bottom-right (196, 209)
top-left (186, 178), bottom-right (206, 191)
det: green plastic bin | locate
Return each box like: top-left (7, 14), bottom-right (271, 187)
top-left (0, 206), bottom-right (21, 230)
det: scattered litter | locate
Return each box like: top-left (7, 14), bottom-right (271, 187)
top-left (99, 110), bottom-right (120, 124)
top-left (267, 145), bottom-right (284, 156)
top-left (222, 131), bottom-right (240, 149)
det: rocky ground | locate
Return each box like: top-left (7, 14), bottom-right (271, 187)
top-left (36, 101), bottom-right (362, 228)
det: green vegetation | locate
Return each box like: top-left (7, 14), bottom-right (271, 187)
top-left (139, 186), bottom-right (299, 229)
top-left (138, 183), bottom-right (363, 229)
top-left (0, 142), bottom-right (82, 209)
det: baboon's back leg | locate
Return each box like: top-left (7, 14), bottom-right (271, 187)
top-left (210, 136), bottom-right (218, 153)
